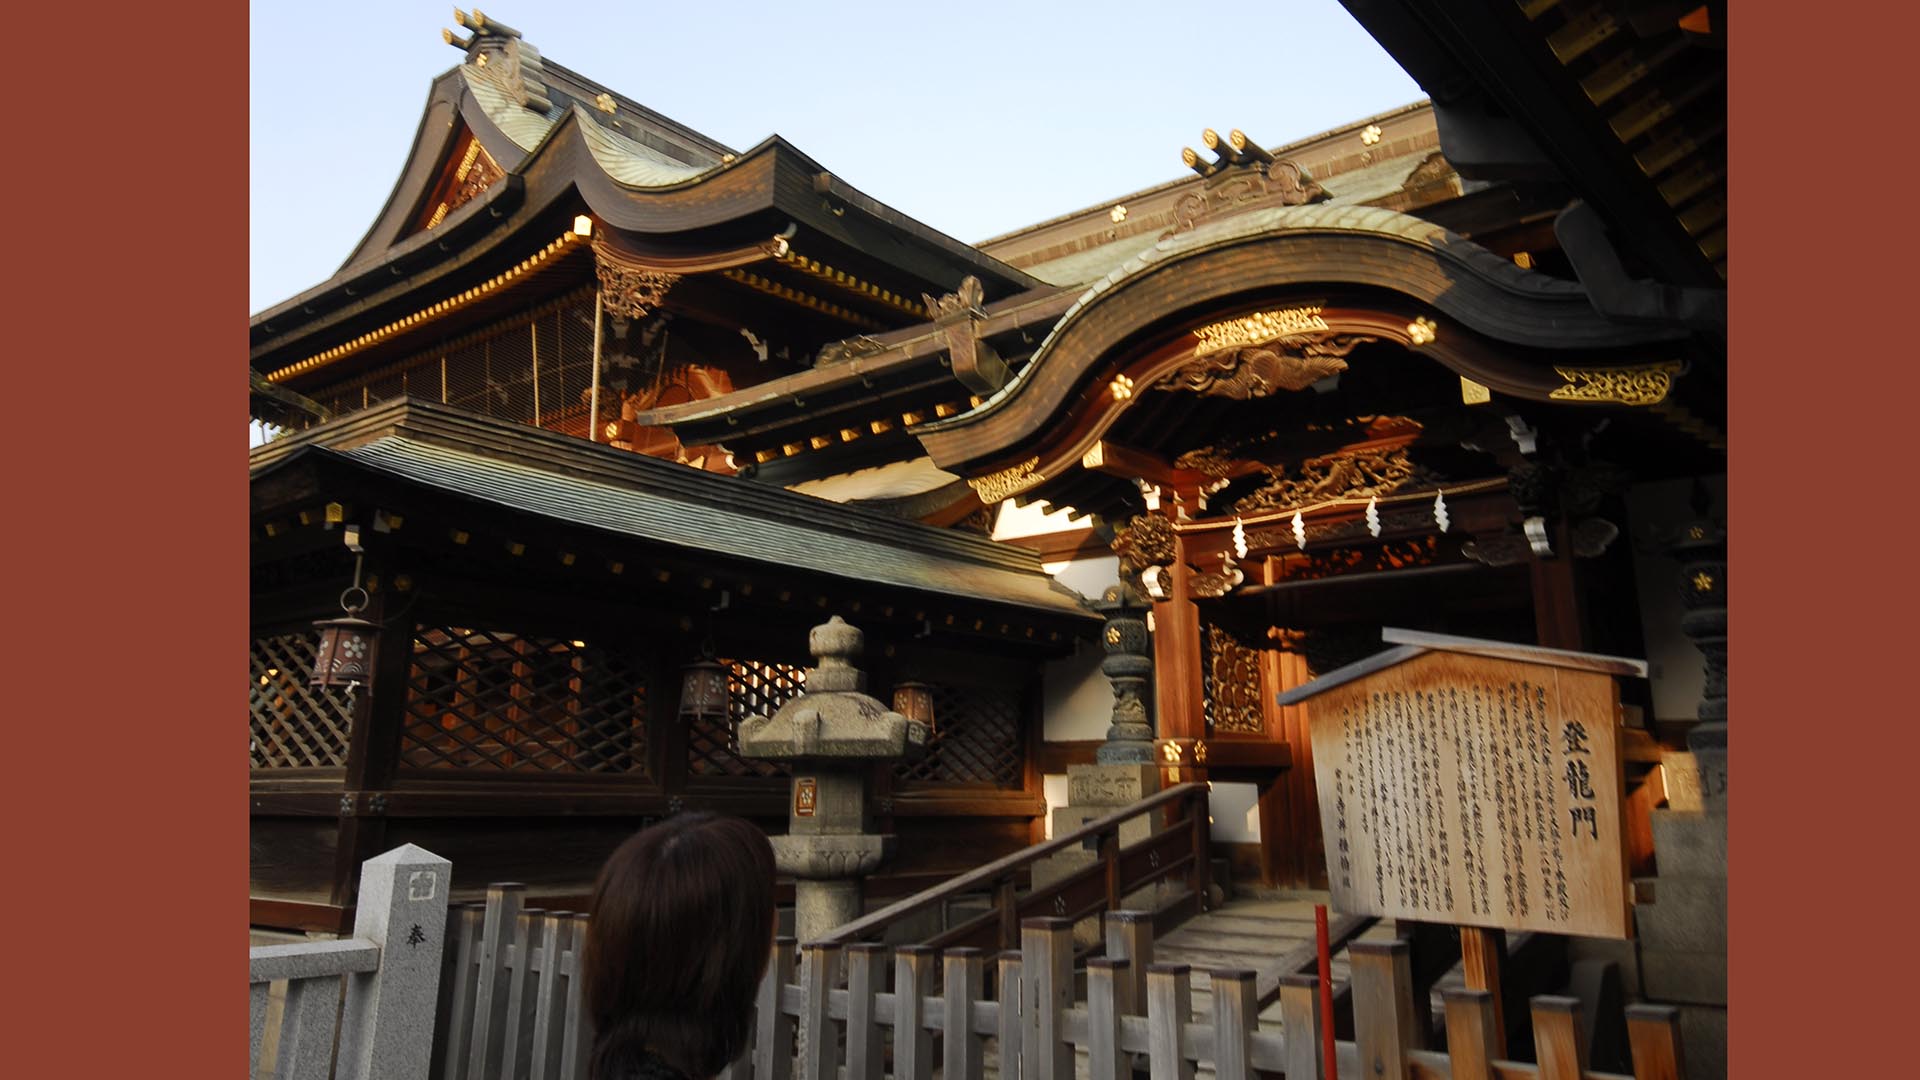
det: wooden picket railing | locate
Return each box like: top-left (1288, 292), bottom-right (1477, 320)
top-left (430, 885), bottom-right (594, 1080)
top-left (711, 914), bottom-right (1688, 1080)
top-left (820, 782), bottom-right (1214, 949)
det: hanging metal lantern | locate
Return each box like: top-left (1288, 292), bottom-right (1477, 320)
top-left (891, 680), bottom-right (936, 735)
top-left (311, 586), bottom-right (377, 690)
top-left (678, 651), bottom-right (731, 720)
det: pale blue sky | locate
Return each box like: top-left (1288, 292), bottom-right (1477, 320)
top-left (248, 0), bottom-right (1422, 316)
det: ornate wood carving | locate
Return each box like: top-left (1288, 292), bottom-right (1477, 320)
top-left (922, 276), bottom-right (1010, 393)
top-left (1203, 624), bottom-right (1264, 735)
top-left (427, 138), bottom-right (505, 230)
top-left (1169, 158), bottom-right (1329, 235)
top-left (1189, 554), bottom-right (1245, 598)
top-left (1276, 537), bottom-right (1441, 580)
top-left (1401, 151), bottom-right (1456, 191)
top-left (1235, 445), bottom-right (1439, 515)
top-left (1159, 333), bottom-right (1375, 398)
top-left (1172, 447), bottom-right (1236, 479)
top-left (1547, 360), bottom-right (1684, 406)
top-left (1111, 513), bottom-right (1175, 574)
top-left (593, 235), bottom-right (681, 320)
top-left (952, 506), bottom-right (997, 536)
top-left (1244, 505), bottom-right (1445, 553)
top-left (816, 335), bottom-right (888, 366)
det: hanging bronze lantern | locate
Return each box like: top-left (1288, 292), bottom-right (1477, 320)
top-left (892, 680), bottom-right (936, 735)
top-left (311, 585), bottom-right (377, 690)
top-left (678, 652), bottom-right (731, 720)
top-left (311, 524), bottom-right (378, 691)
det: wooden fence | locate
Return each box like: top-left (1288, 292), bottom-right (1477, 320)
top-left (423, 886), bottom-right (1687, 1080)
top-left (714, 915), bottom-right (1688, 1080)
top-left (249, 844), bottom-right (452, 1080)
top-left (429, 884), bottom-right (594, 1080)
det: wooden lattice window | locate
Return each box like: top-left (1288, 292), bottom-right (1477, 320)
top-left (894, 683), bottom-right (1025, 788)
top-left (400, 627), bottom-right (648, 775)
top-left (1203, 623), bottom-right (1266, 736)
top-left (251, 632), bottom-right (354, 769)
top-left (686, 659), bottom-right (803, 779)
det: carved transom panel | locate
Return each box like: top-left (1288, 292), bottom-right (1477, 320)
top-left (1203, 624), bottom-right (1264, 736)
top-left (1158, 333), bottom-right (1375, 399)
top-left (1234, 445), bottom-right (1439, 515)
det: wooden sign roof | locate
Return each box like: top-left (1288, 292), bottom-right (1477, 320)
top-left (1276, 627), bottom-right (1648, 707)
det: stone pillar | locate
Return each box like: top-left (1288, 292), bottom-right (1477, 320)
top-left (1033, 583), bottom-right (1172, 937)
top-left (1634, 488), bottom-right (1727, 1080)
top-left (1094, 582), bottom-right (1155, 765)
top-left (1673, 510), bottom-right (1727, 807)
top-left (738, 617), bottom-right (929, 944)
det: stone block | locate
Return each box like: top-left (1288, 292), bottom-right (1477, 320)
top-left (1691, 746), bottom-right (1728, 816)
top-left (1067, 763), bottom-right (1162, 807)
top-left (1049, 805), bottom-right (1158, 848)
top-left (1678, 1003), bottom-right (1727, 1080)
top-left (1650, 810), bottom-right (1727, 877)
top-left (1031, 847), bottom-right (1097, 892)
top-left (1634, 876), bottom-right (1726, 952)
top-left (1661, 751), bottom-right (1704, 812)
top-left (1638, 947), bottom-right (1727, 1006)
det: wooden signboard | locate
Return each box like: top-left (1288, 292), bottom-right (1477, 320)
top-left (1277, 629), bottom-right (1646, 939)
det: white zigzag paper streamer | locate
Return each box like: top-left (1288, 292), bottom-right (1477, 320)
top-left (1365, 495), bottom-right (1381, 538)
top-left (1291, 510), bottom-right (1306, 550)
top-left (1232, 517), bottom-right (1248, 558)
top-left (1433, 490), bottom-right (1450, 532)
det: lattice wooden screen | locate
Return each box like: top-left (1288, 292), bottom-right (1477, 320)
top-left (400, 627), bottom-right (649, 774)
top-left (285, 293), bottom-right (599, 437)
top-left (1202, 623), bottom-right (1267, 737)
top-left (251, 632), bottom-right (354, 768)
top-left (894, 683), bottom-right (1025, 788)
top-left (686, 659), bottom-right (804, 779)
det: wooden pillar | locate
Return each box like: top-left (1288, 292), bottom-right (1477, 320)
top-left (332, 568), bottom-right (408, 909)
top-left (1529, 519), bottom-right (1586, 650)
top-left (1152, 522), bottom-right (1207, 787)
top-left (1458, 926), bottom-right (1509, 1056)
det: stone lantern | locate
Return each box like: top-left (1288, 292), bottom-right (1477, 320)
top-left (737, 616), bottom-right (929, 942)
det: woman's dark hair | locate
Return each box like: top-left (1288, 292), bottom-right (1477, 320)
top-left (585, 813), bottom-right (777, 1080)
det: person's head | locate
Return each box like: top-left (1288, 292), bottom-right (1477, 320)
top-left (584, 813), bottom-right (777, 1080)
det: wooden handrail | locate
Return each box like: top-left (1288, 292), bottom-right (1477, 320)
top-left (817, 782), bottom-right (1209, 946)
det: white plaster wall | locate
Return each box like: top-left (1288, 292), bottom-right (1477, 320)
top-left (1207, 781), bottom-right (1262, 843)
top-left (993, 499), bottom-right (1085, 540)
top-left (1042, 774), bottom-right (1070, 839)
top-left (1045, 554), bottom-right (1121, 601)
top-left (1043, 645), bottom-right (1112, 743)
top-left (1625, 476), bottom-right (1725, 723)
top-left (1039, 553), bottom-right (1122, 743)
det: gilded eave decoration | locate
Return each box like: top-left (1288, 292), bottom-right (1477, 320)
top-left (1192, 306), bottom-right (1331, 357)
top-left (1547, 360), bottom-right (1684, 406)
top-left (966, 457), bottom-right (1042, 503)
top-left (593, 235), bottom-right (682, 320)
top-left (427, 139), bottom-right (504, 230)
